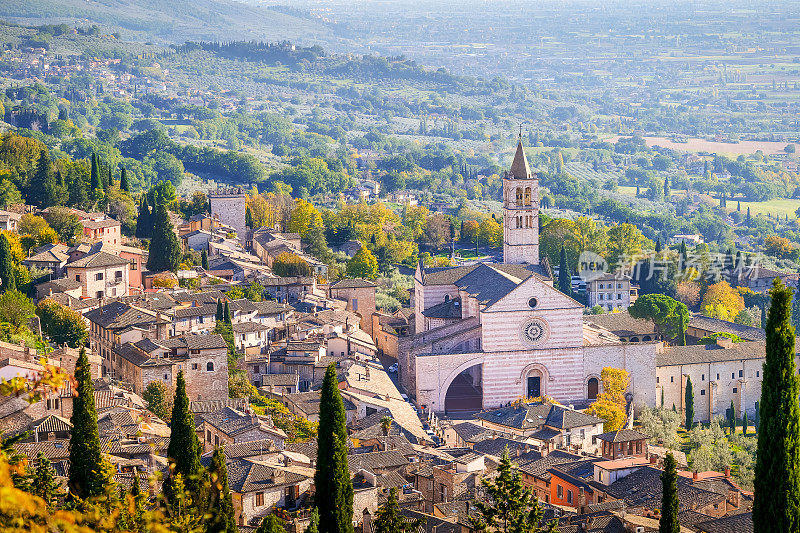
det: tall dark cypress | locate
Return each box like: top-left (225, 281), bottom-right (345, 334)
top-left (207, 447), bottom-right (237, 533)
top-left (315, 364), bottom-right (354, 533)
top-left (90, 153), bottom-right (101, 192)
top-left (659, 453), bottom-right (680, 533)
top-left (120, 166), bottom-right (130, 192)
top-left (146, 202), bottom-right (181, 272)
top-left (684, 376), bottom-right (694, 430)
top-left (754, 279), bottom-right (800, 533)
top-left (0, 234), bottom-right (16, 293)
top-left (166, 371), bottom-right (202, 493)
top-left (216, 298), bottom-right (224, 321)
top-left (223, 301), bottom-right (231, 325)
top-left (135, 196), bottom-right (151, 239)
top-left (202, 250), bottom-right (209, 271)
top-left (558, 245), bottom-right (571, 296)
top-left (29, 149), bottom-right (59, 207)
top-left (68, 348), bottom-right (104, 499)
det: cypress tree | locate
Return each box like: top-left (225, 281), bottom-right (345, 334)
top-left (0, 234), bottom-right (15, 293)
top-left (216, 298), bottom-right (224, 321)
top-left (90, 153), bottom-right (101, 193)
top-left (306, 508), bottom-right (320, 533)
top-left (245, 205), bottom-right (253, 228)
top-left (29, 149), bottom-right (60, 208)
top-left (315, 363), bottom-right (354, 533)
top-left (737, 200), bottom-right (741, 211)
top-left (135, 196), bottom-right (151, 239)
top-left (68, 347), bottom-right (104, 500)
top-left (374, 487), bottom-right (423, 533)
top-left (107, 164), bottom-right (114, 188)
top-left (729, 400), bottom-right (736, 433)
top-left (120, 166), bottom-right (129, 192)
top-left (684, 376), bottom-right (694, 430)
top-left (223, 301), bottom-right (231, 325)
top-left (207, 447), bottom-right (237, 533)
top-left (202, 249), bottom-right (209, 271)
top-left (31, 451), bottom-right (60, 508)
top-left (166, 371), bottom-right (202, 495)
top-left (69, 171), bottom-right (88, 208)
top-left (146, 202), bottom-right (181, 272)
top-left (743, 411), bottom-right (749, 436)
top-left (746, 206), bottom-right (751, 223)
top-left (754, 279), bottom-right (800, 533)
top-left (663, 177), bottom-right (670, 199)
top-left (659, 453), bottom-right (680, 533)
top-left (558, 245), bottom-right (571, 296)
top-left (655, 238), bottom-right (662, 253)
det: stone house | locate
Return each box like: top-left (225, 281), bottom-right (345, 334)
top-left (0, 210), bottom-right (21, 232)
top-left (112, 334), bottom-right (229, 401)
top-left (262, 276), bottom-right (316, 303)
top-left (182, 229), bottom-right (214, 252)
top-left (35, 278), bottom-right (82, 301)
top-left (200, 406), bottom-right (286, 452)
top-left (66, 251), bottom-right (130, 299)
top-left (474, 402), bottom-right (605, 455)
top-left (585, 273), bottom-right (638, 312)
top-left (329, 279), bottom-right (377, 336)
top-left (84, 301), bottom-right (170, 377)
top-left (23, 245), bottom-right (69, 277)
top-left (233, 321), bottom-right (270, 352)
top-left (81, 218), bottom-right (122, 245)
top-left (221, 456), bottom-right (312, 527)
top-left (595, 429), bottom-right (649, 460)
top-left (372, 310), bottom-right (414, 359)
top-left (172, 303), bottom-right (218, 335)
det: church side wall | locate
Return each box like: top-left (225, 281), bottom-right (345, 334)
top-left (582, 343), bottom-right (658, 409)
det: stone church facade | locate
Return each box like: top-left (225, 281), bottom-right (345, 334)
top-left (400, 138), bottom-right (660, 414)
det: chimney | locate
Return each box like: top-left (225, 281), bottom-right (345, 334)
top-left (724, 466), bottom-right (731, 479)
top-left (693, 471), bottom-right (699, 481)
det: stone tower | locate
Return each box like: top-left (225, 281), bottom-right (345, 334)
top-left (209, 188), bottom-right (247, 241)
top-left (503, 137), bottom-right (539, 264)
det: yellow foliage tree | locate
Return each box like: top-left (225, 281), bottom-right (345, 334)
top-left (478, 217), bottom-right (502, 248)
top-left (287, 199), bottom-right (322, 238)
top-left (606, 223), bottom-right (649, 266)
top-left (586, 367), bottom-right (630, 432)
top-left (701, 281), bottom-right (744, 321)
top-left (247, 194), bottom-right (275, 229)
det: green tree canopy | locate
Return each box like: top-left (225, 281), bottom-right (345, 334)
top-left (629, 293), bottom-right (689, 343)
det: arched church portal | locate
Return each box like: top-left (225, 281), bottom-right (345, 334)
top-left (522, 364), bottom-right (549, 399)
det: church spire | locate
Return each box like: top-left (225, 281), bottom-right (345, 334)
top-left (509, 138), bottom-right (532, 179)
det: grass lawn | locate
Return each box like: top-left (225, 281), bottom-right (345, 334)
top-left (727, 198), bottom-right (800, 218)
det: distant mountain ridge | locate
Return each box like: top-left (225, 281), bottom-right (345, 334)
top-left (0, 0), bottom-right (339, 46)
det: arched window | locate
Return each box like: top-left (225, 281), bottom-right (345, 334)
top-left (516, 187), bottom-right (523, 206)
top-left (524, 187), bottom-right (532, 206)
top-left (630, 337), bottom-right (640, 343)
top-left (587, 378), bottom-right (599, 400)
top-left (642, 335), bottom-right (652, 341)
top-left (207, 362), bottom-right (214, 371)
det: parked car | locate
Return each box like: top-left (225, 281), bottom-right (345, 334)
top-left (388, 363), bottom-right (398, 373)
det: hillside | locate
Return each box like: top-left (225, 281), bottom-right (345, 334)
top-left (0, 0), bottom-right (339, 46)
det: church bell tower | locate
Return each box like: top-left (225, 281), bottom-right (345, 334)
top-left (503, 136), bottom-right (540, 265)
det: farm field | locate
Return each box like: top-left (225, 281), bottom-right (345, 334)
top-left (727, 198), bottom-right (800, 218)
top-left (605, 136), bottom-right (792, 156)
